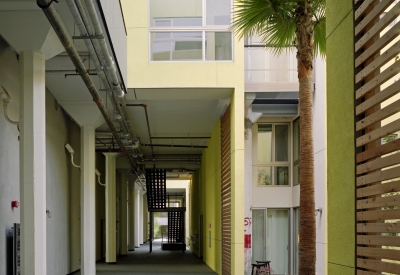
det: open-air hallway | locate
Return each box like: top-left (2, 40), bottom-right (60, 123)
top-left (76, 240), bottom-right (217, 275)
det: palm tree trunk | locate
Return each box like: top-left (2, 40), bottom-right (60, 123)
top-left (296, 1), bottom-right (316, 274)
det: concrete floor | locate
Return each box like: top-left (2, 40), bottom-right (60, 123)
top-left (77, 240), bottom-right (217, 275)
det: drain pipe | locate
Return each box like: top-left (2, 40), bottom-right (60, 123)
top-left (37, 0), bottom-right (140, 178)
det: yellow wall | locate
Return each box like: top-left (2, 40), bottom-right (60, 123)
top-left (199, 119), bottom-right (222, 273)
top-left (120, 0), bottom-right (244, 91)
top-left (121, 0), bottom-right (245, 273)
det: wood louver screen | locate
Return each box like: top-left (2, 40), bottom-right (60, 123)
top-left (354, 1), bottom-right (400, 274)
top-left (145, 169), bottom-right (166, 210)
top-left (221, 105), bottom-right (231, 275)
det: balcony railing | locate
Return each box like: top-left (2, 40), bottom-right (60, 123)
top-left (244, 47), bottom-right (298, 93)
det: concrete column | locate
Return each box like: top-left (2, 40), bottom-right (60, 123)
top-left (128, 181), bottom-right (136, 251)
top-left (143, 195), bottom-right (148, 243)
top-left (134, 188), bottom-right (140, 247)
top-left (103, 153), bottom-right (118, 263)
top-left (139, 190), bottom-right (144, 244)
top-left (80, 125), bottom-right (96, 274)
top-left (19, 51), bottom-right (46, 275)
top-left (119, 170), bottom-right (128, 255)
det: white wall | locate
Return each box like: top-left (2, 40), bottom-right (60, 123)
top-left (0, 37), bottom-right (21, 275)
top-left (0, 37), bottom-right (86, 274)
top-left (313, 56), bottom-right (327, 275)
top-left (244, 55), bottom-right (327, 274)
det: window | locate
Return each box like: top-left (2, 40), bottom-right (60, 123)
top-left (252, 208), bottom-right (289, 274)
top-left (149, 0), bottom-right (232, 61)
top-left (293, 118), bottom-right (300, 185)
top-left (257, 124), bottom-right (290, 185)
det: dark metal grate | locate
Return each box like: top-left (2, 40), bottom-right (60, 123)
top-left (168, 211), bottom-right (184, 243)
top-left (146, 169), bottom-right (167, 210)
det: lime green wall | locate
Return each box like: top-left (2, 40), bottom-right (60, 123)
top-left (189, 171), bottom-right (200, 256)
top-left (199, 119), bottom-right (222, 273)
top-left (326, 0), bottom-right (355, 272)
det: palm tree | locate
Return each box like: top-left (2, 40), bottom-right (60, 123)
top-left (233, 1), bottom-right (325, 274)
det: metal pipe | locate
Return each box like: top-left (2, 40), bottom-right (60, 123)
top-left (140, 143), bottom-right (207, 149)
top-left (83, 0), bottom-right (123, 98)
top-left (142, 104), bottom-right (154, 157)
top-left (37, 0), bottom-right (141, 178)
top-left (151, 136), bottom-right (211, 139)
top-left (96, 143), bottom-right (205, 149)
top-left (65, 0), bottom-right (142, 158)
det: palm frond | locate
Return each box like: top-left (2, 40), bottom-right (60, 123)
top-left (232, 0), bottom-right (296, 39)
top-left (259, 16), bottom-right (297, 55)
top-left (232, 0), bottom-right (326, 57)
top-left (314, 16), bottom-right (326, 57)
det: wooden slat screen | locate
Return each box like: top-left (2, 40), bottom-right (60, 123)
top-left (354, 1), bottom-right (400, 274)
top-left (221, 105), bottom-right (231, 275)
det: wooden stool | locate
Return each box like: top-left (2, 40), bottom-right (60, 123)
top-left (256, 261), bottom-right (271, 275)
top-left (251, 263), bottom-right (266, 275)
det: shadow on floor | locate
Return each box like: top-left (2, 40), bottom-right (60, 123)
top-left (77, 240), bottom-right (217, 275)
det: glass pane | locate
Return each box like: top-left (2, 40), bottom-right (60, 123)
top-left (275, 166), bottom-right (289, 185)
top-left (150, 0), bottom-right (202, 27)
top-left (258, 167), bottom-right (272, 185)
top-left (205, 32), bottom-right (232, 60)
top-left (293, 208), bottom-right (300, 275)
top-left (206, 0), bottom-right (231, 25)
top-left (252, 209), bottom-right (266, 263)
top-left (275, 125), bottom-right (289, 161)
top-left (258, 124), bottom-right (272, 162)
top-left (151, 32), bottom-right (202, 61)
top-left (266, 209), bottom-right (289, 275)
top-left (293, 164), bottom-right (300, 186)
top-left (293, 118), bottom-right (300, 161)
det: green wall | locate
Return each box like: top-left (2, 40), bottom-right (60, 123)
top-left (198, 120), bottom-right (222, 274)
top-left (326, 0), bottom-right (355, 274)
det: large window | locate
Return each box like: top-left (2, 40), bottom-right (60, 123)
top-left (258, 124), bottom-right (290, 185)
top-left (149, 0), bottom-right (232, 61)
top-left (252, 209), bottom-right (289, 274)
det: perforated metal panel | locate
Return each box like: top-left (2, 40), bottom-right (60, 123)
top-left (146, 169), bottom-right (166, 210)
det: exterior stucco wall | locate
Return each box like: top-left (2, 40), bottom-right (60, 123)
top-left (0, 38), bottom-right (84, 274)
top-left (200, 119), bottom-right (222, 273)
top-left (0, 37), bottom-right (21, 275)
top-left (326, 0), bottom-right (355, 273)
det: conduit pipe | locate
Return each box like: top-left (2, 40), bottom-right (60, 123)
top-left (37, 0), bottom-right (142, 179)
top-left (66, 0), bottom-right (141, 157)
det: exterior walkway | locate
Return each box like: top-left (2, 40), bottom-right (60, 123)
top-left (77, 240), bottom-right (217, 275)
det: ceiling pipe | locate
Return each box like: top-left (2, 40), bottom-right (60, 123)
top-left (125, 103), bottom-right (154, 156)
top-left (66, 0), bottom-right (142, 158)
top-left (151, 136), bottom-right (211, 139)
top-left (95, 143), bottom-right (206, 149)
top-left (140, 143), bottom-right (207, 149)
top-left (37, 0), bottom-right (142, 180)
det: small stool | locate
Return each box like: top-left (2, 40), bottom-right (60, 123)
top-left (256, 261), bottom-right (271, 275)
top-left (251, 263), bottom-right (266, 275)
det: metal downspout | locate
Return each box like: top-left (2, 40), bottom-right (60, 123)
top-left (37, 0), bottom-right (141, 178)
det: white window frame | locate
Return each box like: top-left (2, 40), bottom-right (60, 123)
top-left (257, 123), bottom-right (292, 186)
top-left (148, 0), bottom-right (234, 62)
